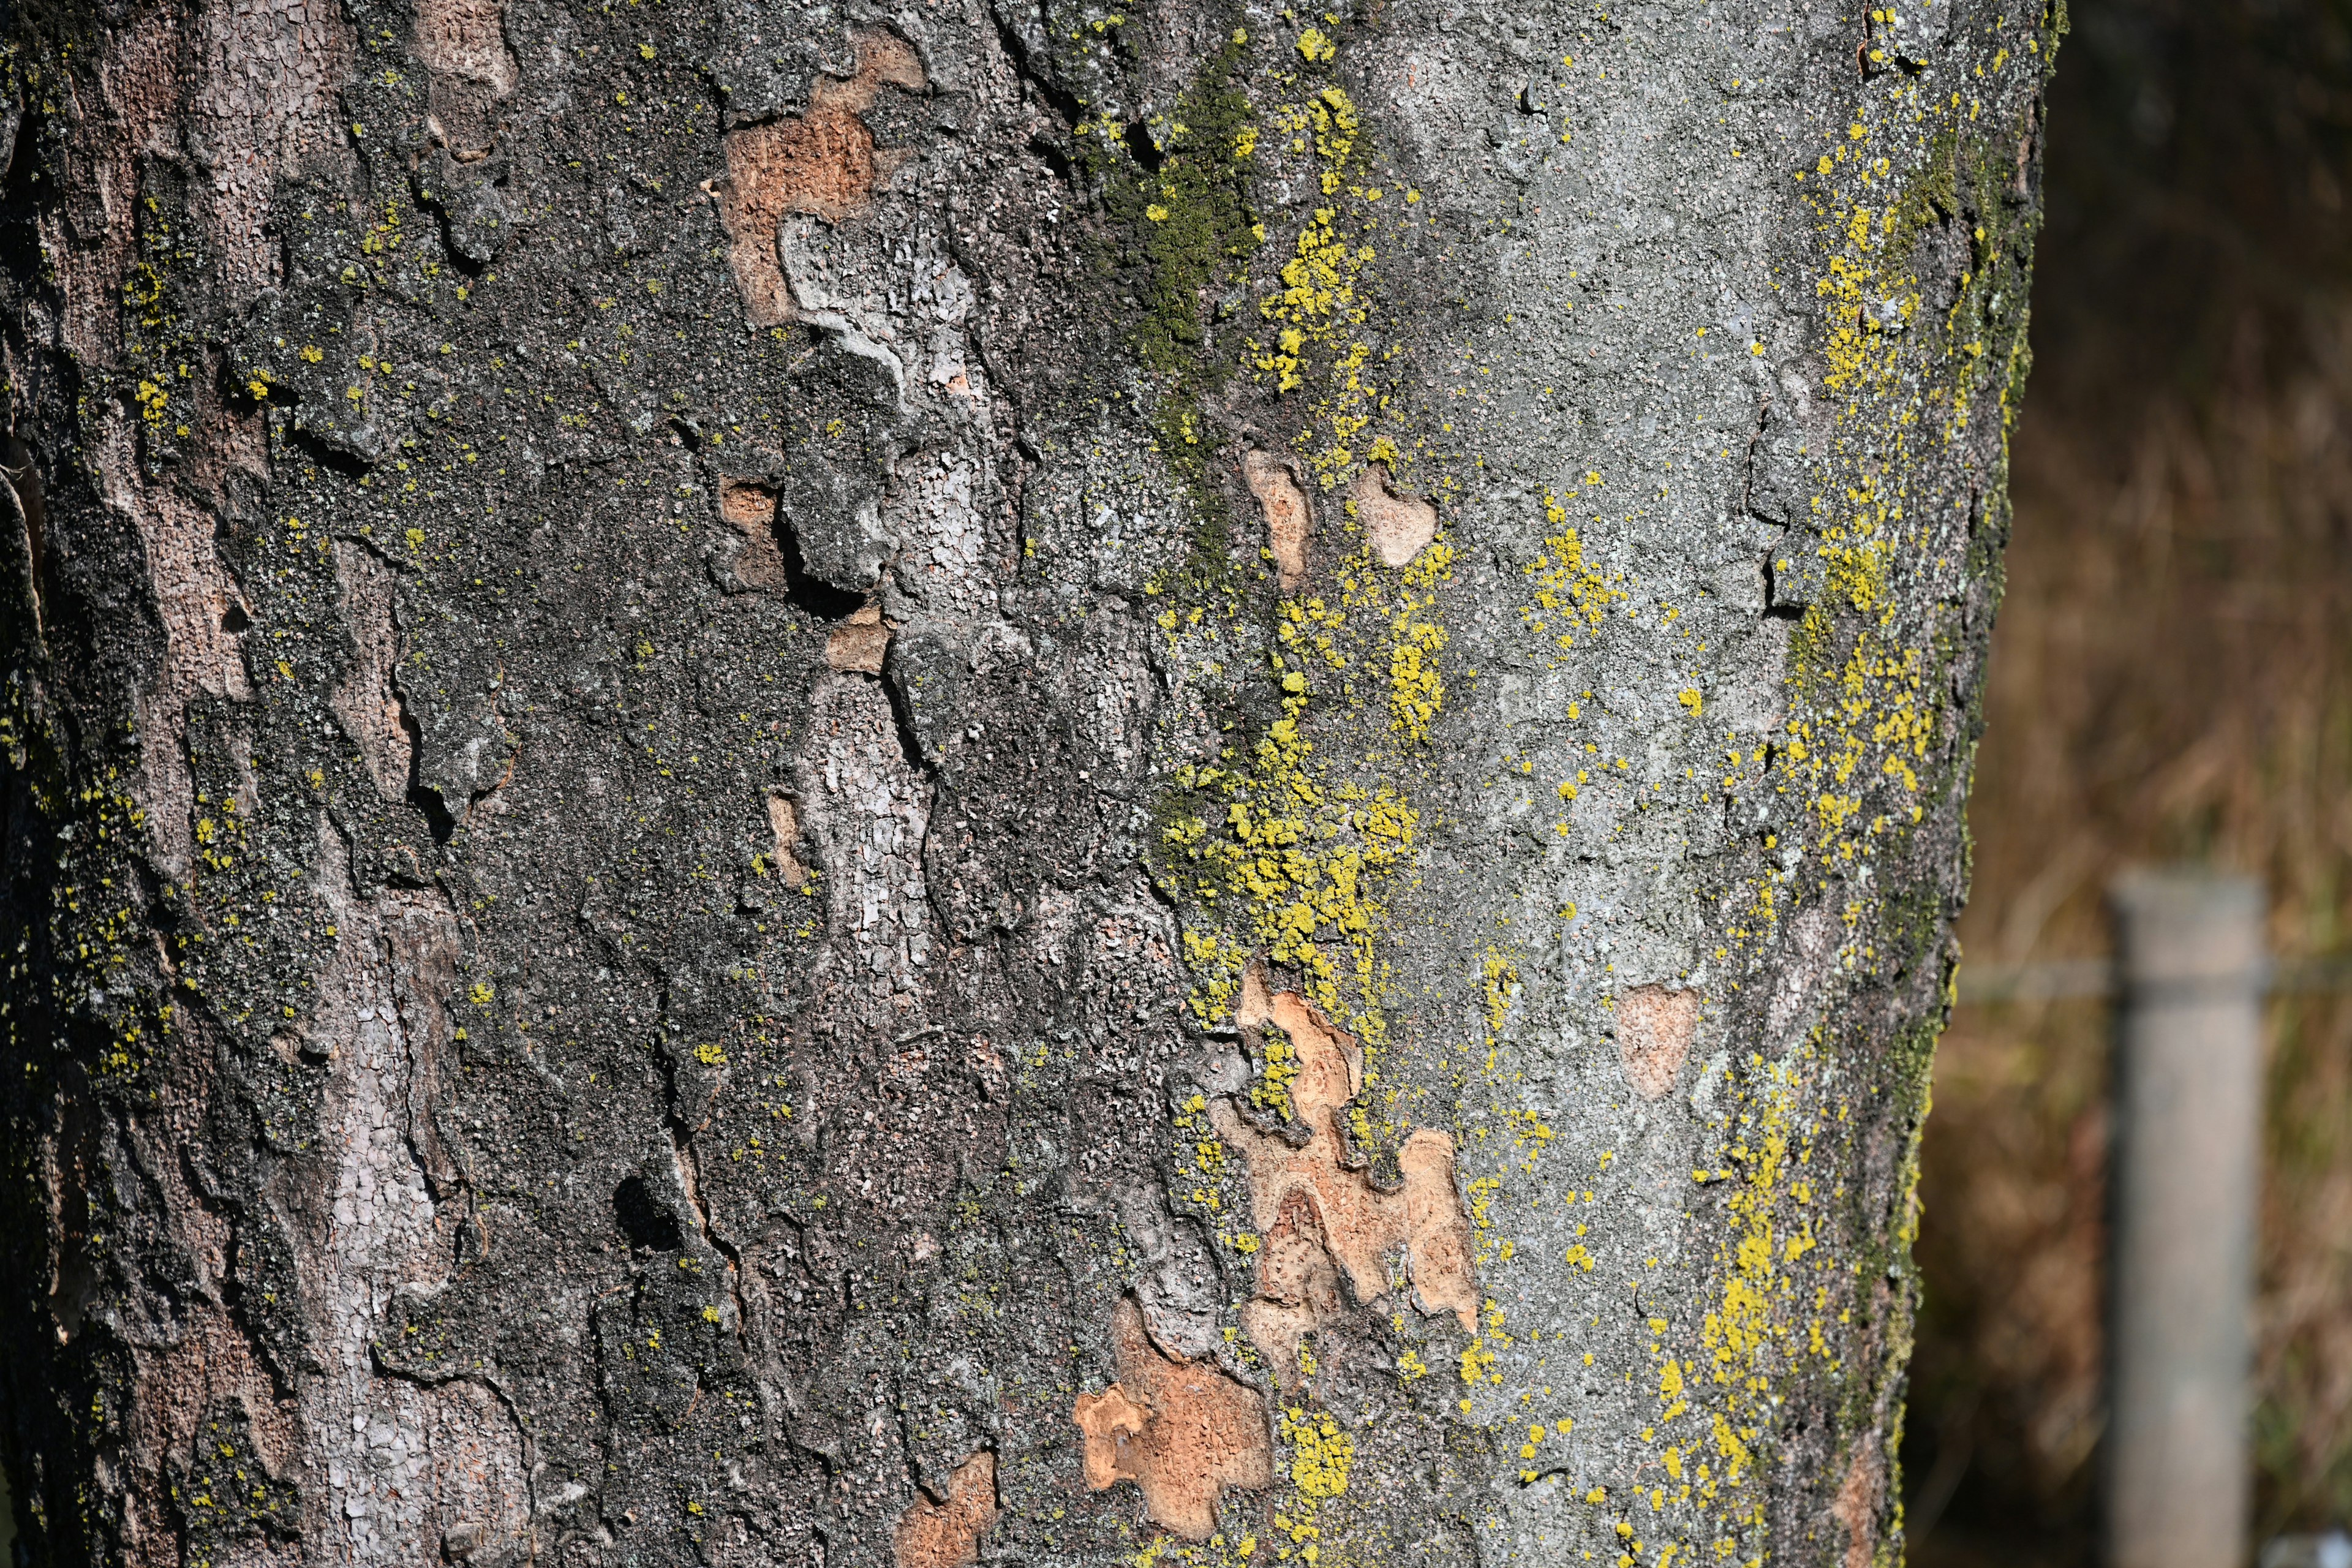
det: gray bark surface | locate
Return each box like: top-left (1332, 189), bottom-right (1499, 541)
top-left (0, 0), bottom-right (2052, 1561)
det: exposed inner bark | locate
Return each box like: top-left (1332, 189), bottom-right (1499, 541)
top-left (1213, 976), bottom-right (1479, 1385)
top-left (716, 31), bottom-right (928, 327)
top-left (891, 1450), bottom-right (1001, 1568)
top-left (1350, 462), bottom-right (1438, 571)
top-left (1243, 450), bottom-right (1312, 592)
top-left (1072, 1297), bottom-right (1274, 1540)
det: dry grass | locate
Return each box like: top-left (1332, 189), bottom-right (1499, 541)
top-left (1905, 1), bottom-right (2352, 1550)
top-left (1912, 331), bottom-right (2352, 1554)
top-left (1907, 29), bottom-right (2352, 1544)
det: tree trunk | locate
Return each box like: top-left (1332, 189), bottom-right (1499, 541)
top-left (0, 0), bottom-right (2052, 1560)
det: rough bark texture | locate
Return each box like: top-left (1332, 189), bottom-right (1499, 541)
top-left (0, 0), bottom-right (2052, 1561)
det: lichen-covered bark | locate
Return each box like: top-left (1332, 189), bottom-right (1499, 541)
top-left (0, 0), bottom-right (2052, 1561)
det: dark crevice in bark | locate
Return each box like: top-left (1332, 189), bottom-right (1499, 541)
top-left (399, 707), bottom-right (460, 845)
top-left (284, 425), bottom-right (371, 481)
top-left (417, 192), bottom-right (492, 279)
top-left (1120, 119), bottom-right (1165, 174)
top-left (774, 512), bottom-right (865, 622)
top-left (669, 1136), bottom-right (754, 1360)
top-left (614, 1172), bottom-right (687, 1251)
top-left (986, 3), bottom-right (1085, 129)
top-left (1739, 391), bottom-right (1771, 521)
top-left (1762, 551), bottom-right (1808, 620)
top-left (0, 105), bottom-right (47, 295)
top-left (874, 663), bottom-right (935, 777)
top-left (1026, 130), bottom-right (1074, 184)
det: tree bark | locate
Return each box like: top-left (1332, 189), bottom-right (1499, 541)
top-left (0, 0), bottom-right (2052, 1561)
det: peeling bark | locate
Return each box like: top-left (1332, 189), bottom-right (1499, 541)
top-left (894, 1450), bottom-right (1002, 1568)
top-left (1214, 976), bottom-right (1479, 1383)
top-left (0, 0), bottom-right (2050, 1561)
top-left (1073, 1298), bottom-right (1275, 1541)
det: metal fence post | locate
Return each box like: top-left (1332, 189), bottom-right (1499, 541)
top-left (2106, 869), bottom-right (2266, 1568)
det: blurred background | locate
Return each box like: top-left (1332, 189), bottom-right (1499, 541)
top-left (1901, 0), bottom-right (2352, 1561)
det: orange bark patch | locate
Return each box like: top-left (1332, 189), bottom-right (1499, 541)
top-left (893, 1451), bottom-right (1000, 1568)
top-left (719, 477), bottom-right (776, 530)
top-left (766, 794), bottom-right (809, 888)
top-left (415, 0), bottom-right (514, 89)
top-left (414, 0), bottom-right (516, 160)
top-left (1352, 463), bottom-right (1438, 569)
top-left (1236, 981), bottom-right (1360, 1117)
top-left (1211, 977), bottom-right (1477, 1381)
top-left (1831, 1439), bottom-right (1882, 1568)
top-left (720, 479), bottom-right (785, 589)
top-left (1239, 1188), bottom-right (1344, 1384)
top-left (1254, 1188), bottom-right (1344, 1318)
top-left (717, 32), bottom-right (925, 326)
top-left (1072, 1298), bottom-right (1273, 1539)
top-left (825, 603), bottom-right (890, 673)
top-left (1615, 985), bottom-right (1700, 1100)
top-left (1242, 451), bottom-right (1311, 591)
top-left (1398, 1133), bottom-right (1478, 1313)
